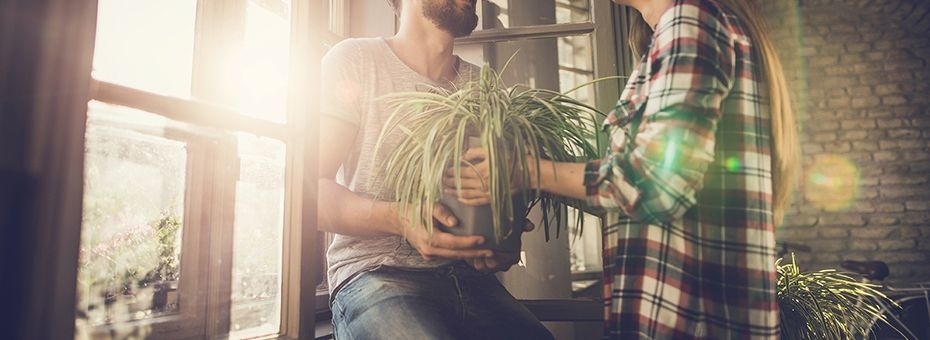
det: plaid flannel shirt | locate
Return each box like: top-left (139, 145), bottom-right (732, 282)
top-left (585, 0), bottom-right (779, 338)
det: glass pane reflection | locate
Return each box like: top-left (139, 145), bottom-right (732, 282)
top-left (481, 0), bottom-right (591, 30)
top-left (229, 133), bottom-right (286, 337)
top-left (77, 101), bottom-right (187, 326)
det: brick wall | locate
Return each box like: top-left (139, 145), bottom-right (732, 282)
top-left (761, 0), bottom-right (930, 283)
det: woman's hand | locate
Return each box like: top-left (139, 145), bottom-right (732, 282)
top-left (442, 147), bottom-right (538, 206)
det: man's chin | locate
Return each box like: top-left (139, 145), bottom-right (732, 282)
top-left (452, 15), bottom-right (479, 37)
top-left (451, 26), bottom-right (477, 38)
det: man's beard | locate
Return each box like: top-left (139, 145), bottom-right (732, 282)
top-left (423, 0), bottom-right (479, 38)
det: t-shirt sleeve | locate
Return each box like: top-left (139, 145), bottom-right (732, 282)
top-left (320, 41), bottom-right (363, 125)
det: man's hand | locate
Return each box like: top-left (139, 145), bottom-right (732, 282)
top-left (397, 203), bottom-right (494, 261)
top-left (467, 219), bottom-right (535, 273)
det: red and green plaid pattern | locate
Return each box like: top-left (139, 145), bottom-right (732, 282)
top-left (585, 0), bottom-right (779, 338)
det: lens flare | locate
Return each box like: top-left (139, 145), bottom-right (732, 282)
top-left (803, 155), bottom-right (860, 211)
top-left (725, 157), bottom-right (741, 172)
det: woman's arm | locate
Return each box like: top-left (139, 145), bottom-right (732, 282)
top-left (441, 148), bottom-right (587, 205)
top-left (448, 5), bottom-right (736, 225)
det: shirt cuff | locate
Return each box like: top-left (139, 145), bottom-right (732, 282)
top-left (584, 159), bottom-right (607, 207)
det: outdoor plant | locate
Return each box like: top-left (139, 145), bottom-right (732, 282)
top-left (77, 211), bottom-right (182, 323)
top-left (375, 63), bottom-right (606, 250)
top-left (776, 254), bottom-right (896, 340)
top-left (139, 213), bottom-right (182, 287)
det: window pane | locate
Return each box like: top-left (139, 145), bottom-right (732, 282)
top-left (229, 133), bottom-right (286, 337)
top-left (486, 35), bottom-right (594, 100)
top-left (567, 208), bottom-right (602, 273)
top-left (224, 0), bottom-right (292, 123)
top-left (481, 34), bottom-right (603, 300)
top-left (93, 0), bottom-right (196, 97)
top-left (481, 0), bottom-right (590, 30)
top-left (77, 101), bottom-right (187, 327)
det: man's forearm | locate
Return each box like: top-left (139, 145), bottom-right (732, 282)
top-left (318, 179), bottom-right (401, 237)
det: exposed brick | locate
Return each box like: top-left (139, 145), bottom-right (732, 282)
top-left (885, 59), bottom-right (926, 72)
top-left (771, 0), bottom-right (930, 283)
top-left (911, 117), bottom-right (930, 128)
top-left (809, 55), bottom-right (838, 66)
top-left (824, 65), bottom-right (851, 76)
top-left (852, 97), bottom-right (881, 108)
top-left (818, 227), bottom-right (851, 238)
top-left (850, 240), bottom-right (879, 251)
top-left (857, 188), bottom-right (880, 200)
top-left (885, 72), bottom-right (916, 82)
top-left (822, 141), bottom-right (852, 152)
top-left (905, 201), bottom-right (930, 211)
top-left (802, 144), bottom-right (824, 154)
top-left (853, 62), bottom-right (882, 73)
top-left (873, 151), bottom-right (899, 161)
top-left (784, 215), bottom-right (820, 228)
top-left (851, 141), bottom-right (879, 151)
top-left (880, 176), bottom-right (910, 185)
top-left (878, 140), bottom-right (898, 150)
top-left (888, 129), bottom-right (920, 138)
top-left (869, 215), bottom-right (901, 225)
top-left (814, 240), bottom-right (850, 252)
top-left (840, 119), bottom-right (876, 129)
top-left (840, 130), bottom-right (870, 141)
top-left (846, 42), bottom-right (871, 53)
top-left (877, 202), bottom-right (906, 213)
top-left (820, 214), bottom-right (867, 227)
top-left (865, 51), bottom-right (886, 60)
top-left (872, 40), bottom-right (894, 50)
top-left (886, 227), bottom-right (922, 239)
top-left (882, 95), bottom-right (909, 106)
top-left (880, 185), bottom-right (925, 198)
top-left (827, 98), bottom-right (850, 108)
top-left (859, 177), bottom-right (879, 186)
top-left (812, 132), bottom-right (838, 142)
top-left (827, 88), bottom-right (847, 98)
top-left (876, 119), bottom-right (907, 129)
top-left (850, 227), bottom-right (891, 239)
top-left (875, 83), bottom-right (901, 95)
top-left (904, 152), bottom-right (930, 161)
top-left (878, 239), bottom-right (918, 251)
top-left (897, 140), bottom-right (926, 149)
top-left (878, 252), bottom-right (928, 264)
top-left (865, 110), bottom-right (895, 118)
top-left (807, 120), bottom-right (841, 131)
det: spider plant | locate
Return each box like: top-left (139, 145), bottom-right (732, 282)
top-left (777, 254), bottom-right (896, 339)
top-left (373, 63), bottom-right (606, 249)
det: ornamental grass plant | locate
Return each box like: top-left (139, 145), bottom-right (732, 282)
top-left (777, 254), bottom-right (897, 339)
top-left (374, 63), bottom-right (606, 246)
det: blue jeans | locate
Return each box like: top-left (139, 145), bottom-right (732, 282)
top-left (331, 263), bottom-right (554, 340)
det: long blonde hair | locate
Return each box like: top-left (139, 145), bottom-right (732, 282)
top-left (630, 0), bottom-right (798, 225)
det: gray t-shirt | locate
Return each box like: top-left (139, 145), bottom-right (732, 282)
top-left (320, 37), bottom-right (479, 297)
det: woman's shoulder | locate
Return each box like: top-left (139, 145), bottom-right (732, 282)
top-left (655, 0), bottom-right (734, 35)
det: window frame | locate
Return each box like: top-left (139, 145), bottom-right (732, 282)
top-left (451, 0), bottom-right (637, 289)
top-left (82, 0), bottom-right (327, 338)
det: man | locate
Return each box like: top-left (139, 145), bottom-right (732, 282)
top-left (318, 0), bottom-right (553, 338)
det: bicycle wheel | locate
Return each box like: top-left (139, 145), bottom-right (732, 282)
top-left (870, 295), bottom-right (929, 340)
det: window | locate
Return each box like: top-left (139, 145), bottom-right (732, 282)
top-left (74, 0), bottom-right (326, 339)
top-left (456, 0), bottom-right (632, 303)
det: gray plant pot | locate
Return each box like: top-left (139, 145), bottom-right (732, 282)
top-left (437, 136), bottom-right (528, 252)
top-left (438, 193), bottom-right (527, 252)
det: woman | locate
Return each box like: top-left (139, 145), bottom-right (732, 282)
top-left (445, 0), bottom-right (798, 338)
